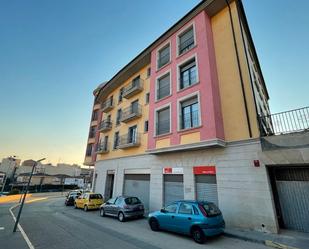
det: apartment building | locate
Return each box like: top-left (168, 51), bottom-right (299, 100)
top-left (84, 0), bottom-right (279, 232)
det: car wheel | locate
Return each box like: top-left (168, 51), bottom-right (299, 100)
top-left (84, 205), bottom-right (88, 212)
top-left (149, 218), bottom-right (160, 231)
top-left (138, 214), bottom-right (144, 219)
top-left (118, 212), bottom-right (125, 222)
top-left (191, 227), bottom-right (205, 244)
top-left (100, 208), bottom-right (105, 217)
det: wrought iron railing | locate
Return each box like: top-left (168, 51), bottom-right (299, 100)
top-left (96, 142), bottom-right (109, 153)
top-left (123, 78), bottom-right (143, 97)
top-left (101, 98), bottom-right (113, 111)
top-left (98, 120), bottom-right (112, 131)
top-left (119, 133), bottom-right (141, 147)
top-left (121, 104), bottom-right (142, 121)
top-left (259, 106), bottom-right (309, 136)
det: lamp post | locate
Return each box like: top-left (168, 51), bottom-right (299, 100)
top-left (13, 158), bottom-right (45, 233)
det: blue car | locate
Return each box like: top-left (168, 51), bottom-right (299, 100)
top-left (148, 200), bottom-right (225, 244)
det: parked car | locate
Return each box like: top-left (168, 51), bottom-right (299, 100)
top-left (65, 191), bottom-right (81, 206)
top-left (66, 189), bottom-right (82, 197)
top-left (99, 196), bottom-right (144, 222)
top-left (148, 200), bottom-right (225, 244)
top-left (74, 193), bottom-right (103, 211)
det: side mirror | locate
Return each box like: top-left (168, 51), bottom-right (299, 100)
top-left (160, 208), bottom-right (166, 213)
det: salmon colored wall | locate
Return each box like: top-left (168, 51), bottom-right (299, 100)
top-left (211, 2), bottom-right (259, 142)
top-left (147, 11), bottom-right (224, 150)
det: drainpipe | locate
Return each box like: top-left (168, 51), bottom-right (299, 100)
top-left (225, 0), bottom-right (252, 138)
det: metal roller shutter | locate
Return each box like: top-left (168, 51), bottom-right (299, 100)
top-left (274, 167), bottom-right (309, 232)
top-left (123, 174), bottom-right (150, 212)
top-left (195, 175), bottom-right (218, 205)
top-left (164, 175), bottom-right (184, 206)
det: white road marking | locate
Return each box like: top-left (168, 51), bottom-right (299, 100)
top-left (9, 203), bottom-right (35, 249)
top-left (0, 227), bottom-right (4, 230)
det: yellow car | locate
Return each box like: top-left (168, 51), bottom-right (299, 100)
top-left (74, 193), bottom-right (104, 211)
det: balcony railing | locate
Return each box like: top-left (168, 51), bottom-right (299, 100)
top-left (118, 133), bottom-right (141, 149)
top-left (123, 78), bottom-right (143, 99)
top-left (120, 104), bottom-right (142, 123)
top-left (259, 106), bottom-right (309, 136)
top-left (96, 142), bottom-right (109, 154)
top-left (98, 120), bottom-right (112, 132)
top-left (101, 98), bottom-right (114, 113)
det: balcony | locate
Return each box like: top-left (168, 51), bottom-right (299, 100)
top-left (98, 120), bottom-right (112, 132)
top-left (101, 98), bottom-right (114, 113)
top-left (96, 142), bottom-right (109, 154)
top-left (118, 133), bottom-right (141, 149)
top-left (123, 78), bottom-right (143, 99)
top-left (120, 104), bottom-right (142, 123)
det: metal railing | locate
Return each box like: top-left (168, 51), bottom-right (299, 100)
top-left (123, 78), bottom-right (143, 98)
top-left (96, 142), bottom-right (109, 153)
top-left (118, 133), bottom-right (141, 148)
top-left (259, 106), bottom-right (309, 136)
top-left (98, 120), bottom-right (112, 131)
top-left (101, 98), bottom-right (113, 112)
top-left (120, 104), bottom-right (142, 122)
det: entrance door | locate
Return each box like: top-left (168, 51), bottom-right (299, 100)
top-left (104, 174), bottom-right (114, 200)
top-left (270, 167), bottom-right (309, 232)
top-left (164, 174), bottom-right (184, 206)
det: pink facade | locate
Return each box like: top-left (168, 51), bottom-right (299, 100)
top-left (147, 11), bottom-right (224, 150)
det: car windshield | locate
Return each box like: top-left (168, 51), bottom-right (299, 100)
top-left (90, 194), bottom-right (102, 199)
top-left (125, 197), bottom-right (141, 205)
top-left (201, 203), bottom-right (221, 217)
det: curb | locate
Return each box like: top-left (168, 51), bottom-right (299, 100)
top-left (224, 232), bottom-right (301, 249)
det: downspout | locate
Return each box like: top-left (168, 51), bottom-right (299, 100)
top-left (225, 0), bottom-right (252, 138)
top-left (235, 0), bottom-right (261, 136)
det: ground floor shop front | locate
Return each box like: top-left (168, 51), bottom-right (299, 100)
top-left (93, 139), bottom-right (309, 233)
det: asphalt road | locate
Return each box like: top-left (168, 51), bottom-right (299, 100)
top-left (2, 196), bottom-right (269, 249)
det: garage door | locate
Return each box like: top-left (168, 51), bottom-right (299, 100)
top-left (123, 174), bottom-right (150, 212)
top-left (274, 167), bottom-right (309, 232)
top-left (164, 175), bottom-right (184, 206)
top-left (195, 175), bottom-right (218, 205)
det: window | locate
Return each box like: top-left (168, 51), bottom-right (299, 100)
top-left (178, 26), bottom-right (195, 55)
top-left (115, 197), bottom-right (123, 205)
top-left (165, 203), bottom-right (177, 213)
top-left (89, 126), bottom-right (96, 138)
top-left (116, 109), bottom-right (122, 125)
top-left (193, 205), bottom-right (199, 215)
top-left (118, 88), bottom-right (124, 103)
top-left (113, 132), bottom-right (119, 149)
top-left (92, 110), bottom-right (98, 121)
top-left (156, 73), bottom-right (170, 100)
top-left (132, 75), bottom-right (140, 88)
top-left (131, 100), bottom-right (139, 114)
top-left (180, 96), bottom-right (199, 130)
top-left (158, 44), bottom-right (170, 69)
top-left (147, 67), bottom-right (151, 77)
top-left (128, 125), bottom-right (137, 144)
top-left (86, 144), bottom-right (93, 156)
top-left (179, 58), bottom-right (197, 89)
top-left (145, 93), bottom-right (150, 104)
top-left (156, 106), bottom-right (170, 135)
top-left (103, 136), bottom-right (108, 149)
top-left (178, 203), bottom-right (193, 215)
top-left (125, 197), bottom-right (141, 205)
top-left (107, 197), bottom-right (116, 204)
top-left (144, 120), bottom-right (149, 132)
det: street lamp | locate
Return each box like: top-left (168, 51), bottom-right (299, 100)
top-left (13, 158), bottom-right (45, 233)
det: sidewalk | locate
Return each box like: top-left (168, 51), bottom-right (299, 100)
top-left (224, 228), bottom-right (309, 249)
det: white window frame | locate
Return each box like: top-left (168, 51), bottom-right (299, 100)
top-left (177, 91), bottom-right (202, 131)
top-left (154, 102), bottom-right (172, 137)
top-left (156, 40), bottom-right (171, 71)
top-left (177, 53), bottom-right (199, 92)
top-left (155, 69), bottom-right (172, 102)
top-left (176, 22), bottom-right (196, 57)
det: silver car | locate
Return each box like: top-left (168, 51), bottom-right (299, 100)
top-left (99, 196), bottom-right (144, 222)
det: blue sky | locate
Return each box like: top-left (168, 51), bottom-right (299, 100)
top-left (0, 0), bottom-right (308, 165)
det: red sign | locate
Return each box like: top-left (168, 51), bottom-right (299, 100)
top-left (163, 168), bottom-right (173, 174)
top-left (193, 166), bottom-right (216, 175)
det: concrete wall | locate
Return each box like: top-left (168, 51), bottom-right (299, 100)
top-left (94, 139), bottom-right (278, 233)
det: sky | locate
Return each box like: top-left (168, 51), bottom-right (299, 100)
top-left (0, 0), bottom-right (308, 165)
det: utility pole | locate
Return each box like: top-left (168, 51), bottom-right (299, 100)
top-left (13, 158), bottom-right (45, 233)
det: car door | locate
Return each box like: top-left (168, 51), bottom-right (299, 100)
top-left (174, 202), bottom-right (195, 234)
top-left (158, 203), bottom-right (179, 232)
top-left (114, 197), bottom-right (123, 215)
top-left (104, 197), bottom-right (116, 215)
